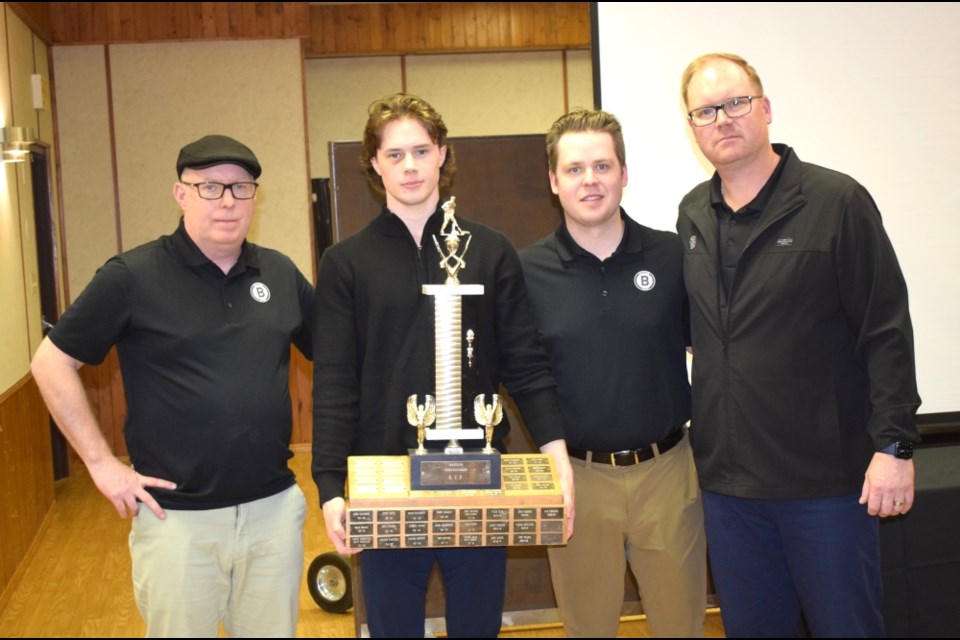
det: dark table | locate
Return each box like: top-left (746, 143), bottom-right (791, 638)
top-left (881, 444), bottom-right (960, 637)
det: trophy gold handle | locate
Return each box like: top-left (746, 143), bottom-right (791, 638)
top-left (474, 394), bottom-right (503, 454)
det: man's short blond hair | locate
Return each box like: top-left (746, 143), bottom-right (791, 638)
top-left (680, 53), bottom-right (764, 108)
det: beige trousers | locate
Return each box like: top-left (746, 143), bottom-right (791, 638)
top-left (548, 434), bottom-right (706, 637)
top-left (130, 484), bottom-right (306, 638)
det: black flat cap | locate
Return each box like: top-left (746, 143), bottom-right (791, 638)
top-left (176, 134), bottom-right (261, 179)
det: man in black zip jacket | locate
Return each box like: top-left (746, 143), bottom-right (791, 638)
top-left (312, 93), bottom-right (574, 638)
top-left (677, 53), bottom-right (921, 637)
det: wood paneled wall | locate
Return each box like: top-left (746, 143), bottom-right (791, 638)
top-left (0, 376), bottom-right (55, 608)
top-left (78, 347), bottom-right (314, 456)
top-left (79, 348), bottom-right (127, 456)
top-left (307, 2), bottom-right (590, 56)
top-left (48, 2), bottom-right (590, 55)
top-left (288, 348), bottom-right (312, 445)
top-left (50, 2), bottom-right (309, 44)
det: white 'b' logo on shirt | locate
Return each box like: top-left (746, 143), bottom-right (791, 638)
top-left (634, 271), bottom-right (656, 291)
top-left (250, 282), bottom-right (271, 303)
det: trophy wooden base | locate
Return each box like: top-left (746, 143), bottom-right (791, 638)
top-left (346, 453), bottom-right (567, 549)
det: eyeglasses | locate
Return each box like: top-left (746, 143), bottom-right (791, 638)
top-left (180, 181), bottom-right (258, 200)
top-left (688, 95), bottom-right (762, 127)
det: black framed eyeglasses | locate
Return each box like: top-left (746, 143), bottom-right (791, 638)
top-left (180, 181), bottom-right (258, 200)
top-left (688, 95), bottom-right (762, 127)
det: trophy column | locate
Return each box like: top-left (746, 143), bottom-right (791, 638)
top-left (422, 284), bottom-right (484, 452)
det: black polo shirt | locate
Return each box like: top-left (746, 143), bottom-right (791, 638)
top-left (49, 219), bottom-right (314, 509)
top-left (711, 148), bottom-right (788, 297)
top-left (520, 209), bottom-right (691, 451)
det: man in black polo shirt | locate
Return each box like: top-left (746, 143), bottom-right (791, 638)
top-left (520, 110), bottom-right (705, 637)
top-left (30, 135), bottom-right (314, 637)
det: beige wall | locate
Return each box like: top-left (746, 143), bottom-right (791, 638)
top-left (44, 42), bottom-right (593, 386)
top-left (51, 45), bottom-right (116, 303)
top-left (51, 43), bottom-right (593, 312)
top-left (8, 13), bottom-right (40, 360)
top-left (305, 56), bottom-right (402, 179)
top-left (305, 50), bottom-right (593, 179)
top-left (54, 38), bottom-right (313, 296)
top-left (566, 49), bottom-right (594, 112)
top-left (0, 4), bottom-right (23, 392)
top-left (0, 5), bottom-right (60, 391)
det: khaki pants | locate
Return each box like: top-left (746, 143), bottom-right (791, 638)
top-left (548, 434), bottom-right (706, 637)
top-left (130, 485), bottom-right (306, 638)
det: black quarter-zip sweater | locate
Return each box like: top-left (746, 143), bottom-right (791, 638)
top-left (312, 205), bottom-right (565, 503)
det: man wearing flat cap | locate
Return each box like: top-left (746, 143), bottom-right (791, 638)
top-left (31, 134), bottom-right (314, 637)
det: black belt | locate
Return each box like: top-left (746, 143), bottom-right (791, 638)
top-left (568, 428), bottom-right (685, 467)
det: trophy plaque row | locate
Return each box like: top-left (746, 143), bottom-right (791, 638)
top-left (346, 454), bottom-right (567, 549)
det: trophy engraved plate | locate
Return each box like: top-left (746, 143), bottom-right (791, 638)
top-left (344, 199), bottom-right (567, 549)
top-left (460, 521), bottom-right (483, 533)
top-left (460, 534), bottom-right (483, 546)
top-left (513, 521), bottom-right (538, 533)
top-left (432, 522), bottom-right (456, 534)
top-left (414, 457), bottom-right (498, 490)
top-left (353, 536), bottom-right (373, 549)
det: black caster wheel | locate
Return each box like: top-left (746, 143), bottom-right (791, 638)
top-left (307, 552), bottom-right (353, 613)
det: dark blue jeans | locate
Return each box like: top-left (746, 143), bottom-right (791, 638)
top-left (360, 546), bottom-right (507, 637)
top-left (703, 490), bottom-right (884, 637)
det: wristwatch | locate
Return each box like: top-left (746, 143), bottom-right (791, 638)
top-left (879, 440), bottom-right (914, 460)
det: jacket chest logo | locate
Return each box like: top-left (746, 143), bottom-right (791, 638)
top-left (689, 235), bottom-right (697, 250)
top-left (776, 237), bottom-right (794, 247)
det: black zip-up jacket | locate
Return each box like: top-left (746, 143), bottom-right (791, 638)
top-left (312, 205), bottom-right (565, 503)
top-left (677, 145), bottom-right (920, 499)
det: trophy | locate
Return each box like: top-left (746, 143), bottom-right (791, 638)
top-left (409, 196), bottom-right (501, 489)
top-left (345, 197), bottom-right (567, 550)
